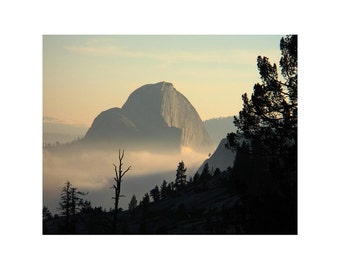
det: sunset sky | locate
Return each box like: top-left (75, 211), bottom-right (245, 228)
top-left (43, 35), bottom-right (282, 127)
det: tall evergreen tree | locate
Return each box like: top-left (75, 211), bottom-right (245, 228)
top-left (175, 161), bottom-right (187, 189)
top-left (150, 185), bottom-right (160, 202)
top-left (69, 187), bottom-right (87, 233)
top-left (58, 181), bottom-right (72, 230)
top-left (227, 35), bottom-right (297, 234)
top-left (58, 181), bottom-right (87, 233)
top-left (200, 163), bottom-right (211, 180)
top-left (193, 172), bottom-right (200, 183)
top-left (160, 180), bottom-right (168, 200)
top-left (140, 193), bottom-right (150, 206)
top-left (232, 35), bottom-right (297, 166)
top-left (70, 187), bottom-right (87, 216)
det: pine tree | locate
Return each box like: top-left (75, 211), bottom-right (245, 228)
top-left (58, 181), bottom-right (72, 230)
top-left (193, 172), bottom-right (200, 183)
top-left (58, 181), bottom-right (87, 233)
top-left (43, 206), bottom-right (52, 234)
top-left (233, 35), bottom-right (297, 165)
top-left (175, 161), bottom-right (187, 189)
top-left (160, 180), bottom-right (168, 200)
top-left (70, 187), bottom-right (87, 216)
top-left (69, 187), bottom-right (88, 233)
top-left (150, 185), bottom-right (160, 202)
top-left (43, 206), bottom-right (52, 221)
top-left (128, 195), bottom-right (138, 210)
top-left (213, 168), bottom-right (221, 176)
top-left (199, 163), bottom-right (211, 191)
top-left (200, 163), bottom-right (211, 180)
top-left (140, 193), bottom-right (150, 206)
top-left (226, 35), bottom-right (298, 234)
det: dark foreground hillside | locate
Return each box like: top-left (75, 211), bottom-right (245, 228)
top-left (43, 173), bottom-right (236, 234)
top-left (43, 167), bottom-right (297, 235)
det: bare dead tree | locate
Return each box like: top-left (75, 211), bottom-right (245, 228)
top-left (111, 149), bottom-right (131, 233)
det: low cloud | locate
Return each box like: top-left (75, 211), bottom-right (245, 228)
top-left (43, 147), bottom-right (208, 213)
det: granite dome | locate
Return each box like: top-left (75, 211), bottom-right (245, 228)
top-left (84, 82), bottom-right (212, 152)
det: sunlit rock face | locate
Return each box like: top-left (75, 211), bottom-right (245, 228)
top-left (84, 82), bottom-right (212, 153)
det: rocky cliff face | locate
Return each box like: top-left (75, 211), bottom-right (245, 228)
top-left (84, 82), bottom-right (212, 152)
top-left (160, 82), bottom-right (210, 151)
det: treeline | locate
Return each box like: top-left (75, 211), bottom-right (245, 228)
top-left (128, 161), bottom-right (221, 209)
top-left (43, 159), bottom-right (219, 234)
top-left (43, 136), bottom-right (83, 149)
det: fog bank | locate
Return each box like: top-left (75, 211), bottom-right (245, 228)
top-left (43, 146), bottom-right (208, 214)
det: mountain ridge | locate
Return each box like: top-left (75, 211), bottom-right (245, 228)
top-left (204, 116), bottom-right (236, 149)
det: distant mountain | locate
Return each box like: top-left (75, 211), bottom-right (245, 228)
top-left (43, 119), bottom-right (88, 144)
top-left (84, 82), bottom-right (213, 152)
top-left (204, 116), bottom-right (236, 149)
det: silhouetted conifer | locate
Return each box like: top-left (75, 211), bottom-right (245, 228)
top-left (43, 206), bottom-right (52, 234)
top-left (193, 172), bottom-right (200, 183)
top-left (128, 195), bottom-right (138, 210)
top-left (175, 161), bottom-right (187, 189)
top-left (140, 193), bottom-right (150, 206)
top-left (200, 163), bottom-right (211, 179)
top-left (226, 35), bottom-right (298, 234)
top-left (213, 168), bottom-right (221, 177)
top-left (160, 180), bottom-right (168, 199)
top-left (43, 206), bottom-right (52, 221)
top-left (150, 185), bottom-right (160, 202)
top-left (58, 180), bottom-right (87, 233)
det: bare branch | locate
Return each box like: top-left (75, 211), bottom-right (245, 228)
top-left (121, 166), bottom-right (132, 179)
top-left (120, 149), bottom-right (125, 161)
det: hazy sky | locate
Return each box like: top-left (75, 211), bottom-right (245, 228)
top-left (43, 35), bottom-right (282, 127)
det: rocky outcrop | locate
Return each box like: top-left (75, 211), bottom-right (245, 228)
top-left (197, 138), bottom-right (236, 174)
